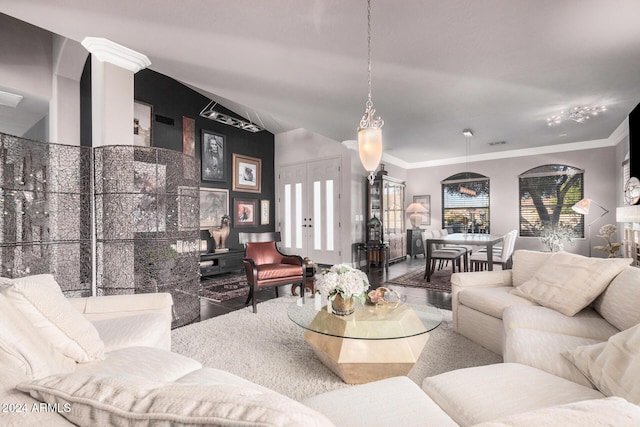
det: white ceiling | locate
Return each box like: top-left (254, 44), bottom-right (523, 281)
top-left (2, 0), bottom-right (640, 165)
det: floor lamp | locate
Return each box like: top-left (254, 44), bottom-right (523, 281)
top-left (572, 198), bottom-right (609, 257)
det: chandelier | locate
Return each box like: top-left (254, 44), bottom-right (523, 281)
top-left (547, 105), bottom-right (606, 126)
top-left (357, 0), bottom-right (384, 186)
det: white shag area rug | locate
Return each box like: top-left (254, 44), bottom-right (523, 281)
top-left (172, 296), bottom-right (501, 401)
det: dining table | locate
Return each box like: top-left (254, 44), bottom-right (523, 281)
top-left (425, 233), bottom-right (505, 282)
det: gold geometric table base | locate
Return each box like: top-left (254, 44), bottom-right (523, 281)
top-left (304, 330), bottom-right (430, 384)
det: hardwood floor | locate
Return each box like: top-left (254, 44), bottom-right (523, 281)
top-left (199, 255), bottom-right (451, 322)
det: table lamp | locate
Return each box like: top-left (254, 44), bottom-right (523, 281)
top-left (406, 203), bottom-right (428, 229)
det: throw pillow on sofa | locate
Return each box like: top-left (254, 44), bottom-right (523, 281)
top-left (563, 322), bottom-right (640, 405)
top-left (18, 372), bottom-right (335, 427)
top-left (0, 274), bottom-right (105, 363)
top-left (510, 252), bottom-right (632, 316)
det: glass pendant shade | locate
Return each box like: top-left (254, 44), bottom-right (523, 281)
top-left (358, 127), bottom-right (383, 176)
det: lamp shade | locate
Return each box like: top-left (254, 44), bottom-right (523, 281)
top-left (358, 127), bottom-right (383, 173)
top-left (406, 202), bottom-right (427, 228)
top-left (571, 198), bottom-right (591, 215)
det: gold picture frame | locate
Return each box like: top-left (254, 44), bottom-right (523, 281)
top-left (232, 153), bottom-right (261, 193)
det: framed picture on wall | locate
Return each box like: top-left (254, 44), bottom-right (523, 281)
top-left (232, 153), bottom-right (261, 193)
top-left (413, 194), bottom-right (431, 226)
top-left (260, 199), bottom-right (270, 225)
top-left (234, 198), bottom-right (257, 227)
top-left (201, 130), bottom-right (226, 182)
top-left (199, 188), bottom-right (229, 229)
top-left (182, 117), bottom-right (195, 156)
top-left (133, 100), bottom-right (153, 146)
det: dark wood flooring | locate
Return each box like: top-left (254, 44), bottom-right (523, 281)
top-left (199, 255), bottom-right (451, 322)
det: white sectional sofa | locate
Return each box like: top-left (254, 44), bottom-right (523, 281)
top-left (3, 267), bottom-right (640, 426)
top-left (426, 249), bottom-right (640, 425)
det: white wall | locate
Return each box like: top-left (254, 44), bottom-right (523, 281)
top-left (404, 145), bottom-right (621, 256)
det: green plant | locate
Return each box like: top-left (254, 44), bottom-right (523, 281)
top-left (593, 224), bottom-right (623, 258)
top-left (149, 245), bottom-right (179, 263)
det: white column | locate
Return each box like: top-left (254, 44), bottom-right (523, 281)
top-left (80, 37), bottom-right (151, 147)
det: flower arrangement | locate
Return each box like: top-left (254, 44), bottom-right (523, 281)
top-left (593, 224), bottom-right (623, 258)
top-left (538, 223), bottom-right (576, 252)
top-left (315, 263), bottom-right (370, 303)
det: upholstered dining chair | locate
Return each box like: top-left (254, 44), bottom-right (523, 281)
top-left (239, 232), bottom-right (305, 313)
top-left (469, 229), bottom-right (518, 271)
top-left (423, 230), bottom-right (468, 279)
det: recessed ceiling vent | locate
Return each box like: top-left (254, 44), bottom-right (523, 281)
top-left (488, 141), bottom-right (506, 146)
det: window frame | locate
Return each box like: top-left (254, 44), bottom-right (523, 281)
top-left (441, 172), bottom-right (490, 234)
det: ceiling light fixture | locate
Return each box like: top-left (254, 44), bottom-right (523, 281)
top-left (460, 129), bottom-right (477, 196)
top-left (199, 101), bottom-right (263, 133)
top-left (0, 90), bottom-right (24, 108)
top-left (546, 105), bottom-right (607, 126)
top-left (357, 0), bottom-right (384, 186)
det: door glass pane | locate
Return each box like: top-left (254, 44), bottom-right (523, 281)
top-left (314, 181), bottom-right (321, 250)
top-left (326, 180), bottom-right (334, 250)
top-left (295, 183), bottom-right (302, 249)
top-left (284, 184), bottom-right (291, 247)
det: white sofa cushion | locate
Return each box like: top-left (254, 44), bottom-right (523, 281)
top-left (564, 322), bottom-right (640, 405)
top-left (17, 372), bottom-right (335, 427)
top-left (303, 376), bottom-right (457, 427)
top-left (458, 286), bottom-right (536, 319)
top-left (511, 250), bottom-right (553, 287)
top-left (593, 266), bottom-right (640, 331)
top-left (1, 274), bottom-right (105, 363)
top-left (503, 305), bottom-right (619, 341)
top-left (0, 286), bottom-right (75, 380)
top-left (473, 397), bottom-right (640, 427)
top-left (76, 346), bottom-right (202, 382)
top-left (503, 328), bottom-right (600, 388)
top-left (92, 313), bottom-right (169, 352)
top-left (422, 363), bottom-right (604, 427)
top-left (511, 252), bottom-right (631, 316)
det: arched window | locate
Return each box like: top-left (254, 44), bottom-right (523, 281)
top-left (441, 172), bottom-right (490, 233)
top-left (519, 164), bottom-right (584, 238)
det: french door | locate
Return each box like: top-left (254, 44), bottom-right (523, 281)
top-left (278, 158), bottom-right (341, 265)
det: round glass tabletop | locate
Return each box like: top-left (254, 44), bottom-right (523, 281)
top-left (287, 297), bottom-right (442, 340)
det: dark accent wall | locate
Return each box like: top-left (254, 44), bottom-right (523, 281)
top-left (629, 102), bottom-right (640, 190)
top-left (80, 65), bottom-right (276, 249)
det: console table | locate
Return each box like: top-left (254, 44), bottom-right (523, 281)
top-left (199, 249), bottom-right (244, 278)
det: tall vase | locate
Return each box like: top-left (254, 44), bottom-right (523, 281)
top-left (331, 293), bottom-right (355, 316)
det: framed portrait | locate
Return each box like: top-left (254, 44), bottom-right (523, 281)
top-left (413, 194), bottom-right (431, 226)
top-left (232, 153), bottom-right (261, 193)
top-left (182, 117), bottom-right (195, 156)
top-left (201, 130), bottom-right (226, 182)
top-left (199, 187), bottom-right (229, 229)
top-left (234, 198), bottom-right (257, 227)
top-left (133, 100), bottom-right (153, 146)
top-left (260, 199), bottom-right (270, 225)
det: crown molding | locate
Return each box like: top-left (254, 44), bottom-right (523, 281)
top-left (81, 37), bottom-right (151, 73)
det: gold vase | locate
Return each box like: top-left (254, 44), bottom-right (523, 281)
top-left (331, 293), bottom-right (355, 316)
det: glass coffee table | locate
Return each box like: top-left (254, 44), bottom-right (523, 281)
top-left (287, 296), bottom-right (442, 384)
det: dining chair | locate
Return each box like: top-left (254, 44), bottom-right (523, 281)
top-left (469, 229), bottom-right (517, 271)
top-left (239, 232), bottom-right (305, 313)
top-left (423, 230), bottom-right (468, 279)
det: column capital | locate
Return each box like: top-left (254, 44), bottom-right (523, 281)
top-left (81, 37), bottom-right (151, 73)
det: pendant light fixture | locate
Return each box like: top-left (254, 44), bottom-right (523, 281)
top-left (358, 0), bottom-right (384, 186)
top-left (460, 129), bottom-right (477, 196)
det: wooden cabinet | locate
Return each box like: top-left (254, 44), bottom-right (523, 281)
top-left (407, 229), bottom-right (424, 258)
top-left (366, 172), bottom-right (406, 263)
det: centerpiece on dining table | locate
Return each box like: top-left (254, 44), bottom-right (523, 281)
top-left (315, 264), bottom-right (370, 316)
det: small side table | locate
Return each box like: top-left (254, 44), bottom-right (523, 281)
top-left (291, 261), bottom-right (316, 296)
top-left (407, 229), bottom-right (424, 258)
top-left (357, 242), bottom-right (389, 273)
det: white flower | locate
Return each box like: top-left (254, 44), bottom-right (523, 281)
top-left (315, 263), bottom-right (370, 301)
